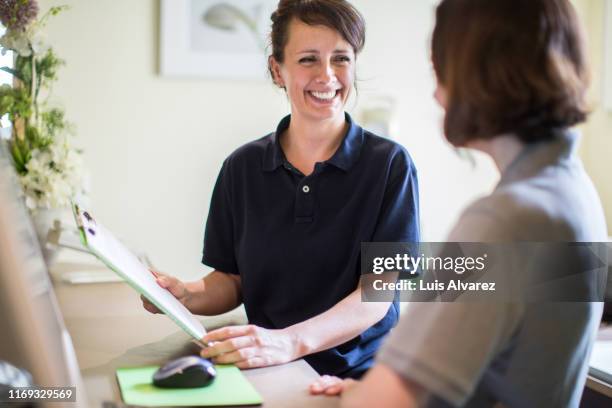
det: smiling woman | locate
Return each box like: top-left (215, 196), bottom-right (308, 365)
top-left (266, 0), bottom-right (364, 144)
top-left (269, 19), bottom-right (357, 171)
top-left (142, 0), bottom-right (420, 380)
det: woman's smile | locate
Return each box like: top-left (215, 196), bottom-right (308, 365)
top-left (307, 89), bottom-right (342, 105)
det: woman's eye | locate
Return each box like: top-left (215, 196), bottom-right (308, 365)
top-left (334, 56), bottom-right (351, 63)
top-left (299, 57), bottom-right (316, 63)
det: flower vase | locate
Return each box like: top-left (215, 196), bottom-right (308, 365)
top-left (31, 208), bottom-right (68, 266)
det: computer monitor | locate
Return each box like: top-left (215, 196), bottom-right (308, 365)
top-left (0, 141), bottom-right (87, 408)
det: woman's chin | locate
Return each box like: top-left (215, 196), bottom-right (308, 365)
top-left (305, 109), bottom-right (344, 123)
top-left (300, 103), bottom-right (345, 122)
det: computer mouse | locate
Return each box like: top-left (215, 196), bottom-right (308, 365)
top-left (152, 356), bottom-right (216, 388)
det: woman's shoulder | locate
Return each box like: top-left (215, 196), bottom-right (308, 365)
top-left (222, 133), bottom-right (275, 167)
top-left (363, 129), bottom-right (408, 153)
top-left (361, 130), bottom-right (418, 175)
top-left (450, 179), bottom-right (604, 241)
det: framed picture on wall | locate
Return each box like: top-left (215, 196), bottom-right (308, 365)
top-left (160, 0), bottom-right (277, 79)
top-left (605, 0), bottom-right (612, 111)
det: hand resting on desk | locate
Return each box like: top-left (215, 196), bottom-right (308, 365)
top-left (200, 324), bottom-right (301, 369)
top-left (309, 366), bottom-right (425, 407)
top-left (309, 375), bottom-right (357, 396)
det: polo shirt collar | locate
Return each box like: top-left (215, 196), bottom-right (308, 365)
top-left (499, 128), bottom-right (580, 186)
top-left (263, 112), bottom-right (364, 172)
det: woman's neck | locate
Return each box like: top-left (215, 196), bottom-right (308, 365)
top-left (467, 134), bottom-right (525, 174)
top-left (280, 113), bottom-right (348, 175)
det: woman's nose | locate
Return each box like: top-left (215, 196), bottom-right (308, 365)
top-left (316, 62), bottom-right (336, 84)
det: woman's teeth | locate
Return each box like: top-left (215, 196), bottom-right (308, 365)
top-left (310, 90), bottom-right (337, 100)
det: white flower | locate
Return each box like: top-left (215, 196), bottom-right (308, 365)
top-left (0, 29), bottom-right (32, 56)
top-left (19, 140), bottom-right (88, 211)
top-left (28, 30), bottom-right (48, 55)
top-left (0, 24), bottom-right (48, 57)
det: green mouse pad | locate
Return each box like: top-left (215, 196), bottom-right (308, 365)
top-left (116, 365), bottom-right (263, 406)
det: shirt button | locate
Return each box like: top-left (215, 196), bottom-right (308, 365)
top-left (302, 185), bottom-right (310, 194)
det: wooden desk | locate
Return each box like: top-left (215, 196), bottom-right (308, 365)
top-left (52, 262), bottom-right (338, 408)
top-left (585, 325), bottom-right (612, 400)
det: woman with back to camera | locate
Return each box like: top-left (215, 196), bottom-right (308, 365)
top-left (142, 0), bottom-right (419, 379)
top-left (310, 0), bottom-right (608, 405)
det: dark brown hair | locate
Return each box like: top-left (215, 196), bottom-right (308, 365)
top-left (268, 0), bottom-right (366, 85)
top-left (432, 0), bottom-right (590, 146)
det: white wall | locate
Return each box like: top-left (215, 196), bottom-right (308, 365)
top-left (572, 0), bottom-right (612, 234)
top-left (40, 0), bottom-right (497, 280)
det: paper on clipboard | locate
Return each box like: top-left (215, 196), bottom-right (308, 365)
top-left (72, 204), bottom-right (206, 343)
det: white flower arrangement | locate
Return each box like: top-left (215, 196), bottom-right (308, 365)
top-left (0, 1), bottom-right (86, 212)
top-left (19, 138), bottom-right (87, 210)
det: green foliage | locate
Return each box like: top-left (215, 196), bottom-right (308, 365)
top-left (0, 84), bottom-right (32, 120)
top-left (14, 54), bottom-right (32, 87)
top-left (8, 134), bottom-right (29, 174)
top-left (39, 5), bottom-right (69, 24)
top-left (40, 107), bottom-right (66, 139)
top-left (0, 66), bottom-right (23, 81)
top-left (6, 121), bottom-right (56, 175)
top-left (26, 122), bottom-right (52, 149)
top-left (36, 48), bottom-right (64, 84)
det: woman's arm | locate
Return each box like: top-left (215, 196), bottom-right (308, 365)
top-left (287, 285), bottom-right (391, 358)
top-left (200, 284), bottom-right (391, 368)
top-left (184, 271), bottom-right (242, 315)
top-left (141, 270), bottom-right (242, 316)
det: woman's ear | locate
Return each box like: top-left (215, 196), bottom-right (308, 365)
top-left (268, 56), bottom-right (285, 89)
top-left (434, 83), bottom-right (448, 110)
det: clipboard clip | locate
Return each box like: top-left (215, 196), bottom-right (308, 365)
top-left (73, 203), bottom-right (85, 229)
top-left (73, 203), bottom-right (97, 236)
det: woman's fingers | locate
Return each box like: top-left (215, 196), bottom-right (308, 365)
top-left (310, 375), bottom-right (341, 391)
top-left (140, 294), bottom-right (160, 314)
top-left (235, 356), bottom-right (268, 369)
top-left (142, 271), bottom-right (181, 312)
top-left (155, 275), bottom-right (186, 300)
top-left (309, 375), bottom-right (354, 396)
top-left (203, 325), bottom-right (256, 344)
top-left (150, 269), bottom-right (173, 292)
top-left (310, 381), bottom-right (325, 394)
top-left (201, 335), bottom-right (254, 358)
top-left (324, 384), bottom-right (344, 395)
top-left (209, 346), bottom-right (258, 364)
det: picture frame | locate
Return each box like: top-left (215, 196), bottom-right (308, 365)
top-left (159, 0), bottom-right (277, 80)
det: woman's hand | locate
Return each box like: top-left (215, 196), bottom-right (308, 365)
top-left (141, 270), bottom-right (193, 313)
top-left (200, 325), bottom-right (300, 369)
top-left (309, 375), bottom-right (358, 396)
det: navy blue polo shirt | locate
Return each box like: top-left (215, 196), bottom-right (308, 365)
top-left (202, 113), bottom-right (419, 378)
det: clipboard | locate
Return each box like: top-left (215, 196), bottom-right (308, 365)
top-left (72, 204), bottom-right (207, 345)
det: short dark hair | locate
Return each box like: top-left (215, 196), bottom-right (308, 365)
top-left (432, 0), bottom-right (590, 146)
top-left (268, 0), bottom-right (366, 85)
